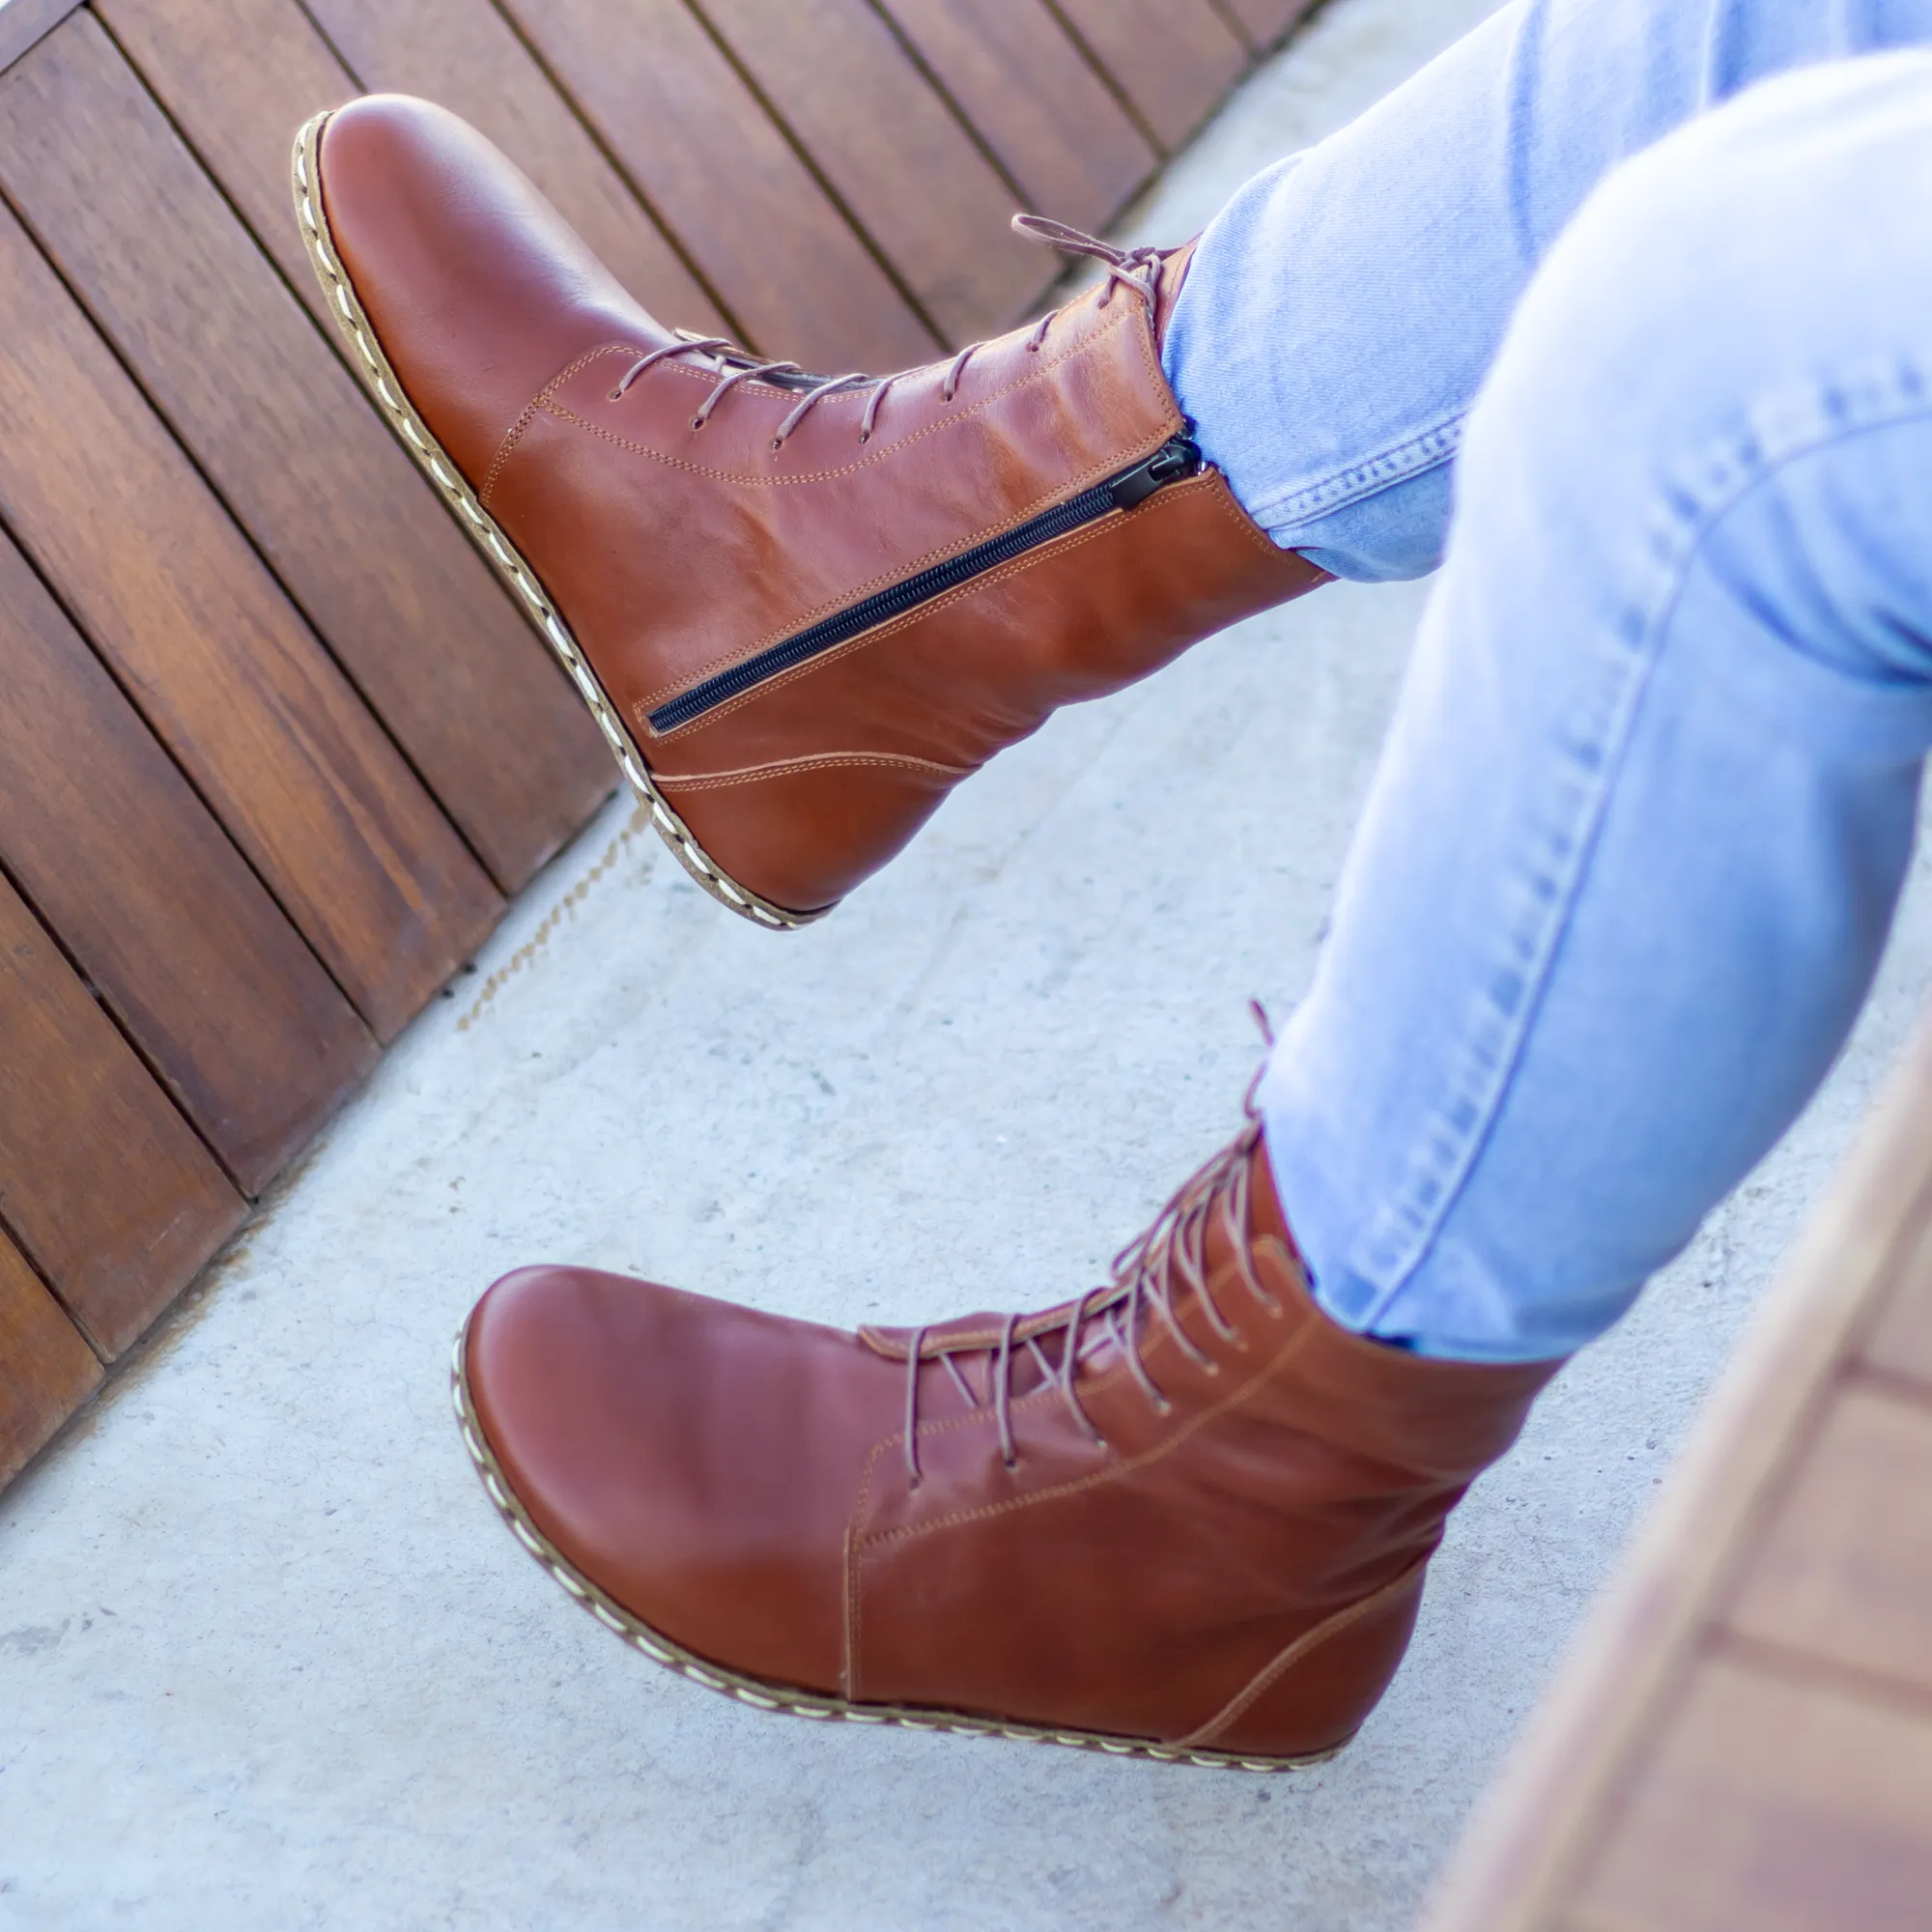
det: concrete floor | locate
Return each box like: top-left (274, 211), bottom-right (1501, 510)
top-left (8, 1), bottom-right (1932, 1925)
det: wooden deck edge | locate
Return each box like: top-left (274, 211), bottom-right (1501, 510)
top-left (1417, 1010), bottom-right (1932, 1932)
top-left (0, 0), bottom-right (82, 74)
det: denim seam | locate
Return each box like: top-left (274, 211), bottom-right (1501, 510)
top-left (1348, 376), bottom-right (1932, 1330)
top-left (1350, 625), bottom-right (1659, 1324)
top-left (1243, 408), bottom-right (1467, 532)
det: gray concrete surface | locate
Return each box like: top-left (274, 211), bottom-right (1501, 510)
top-left (6, 2), bottom-right (1931, 1925)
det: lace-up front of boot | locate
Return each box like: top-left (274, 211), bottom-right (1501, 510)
top-left (894, 1115), bottom-right (1281, 1490)
top-left (609, 215), bottom-right (1172, 453)
top-left (303, 97), bottom-right (1328, 924)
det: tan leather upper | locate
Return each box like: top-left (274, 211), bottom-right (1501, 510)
top-left (315, 97), bottom-right (1326, 915)
top-left (466, 1125), bottom-right (1561, 1757)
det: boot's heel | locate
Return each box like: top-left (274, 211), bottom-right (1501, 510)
top-left (1178, 1559), bottom-right (1429, 1761)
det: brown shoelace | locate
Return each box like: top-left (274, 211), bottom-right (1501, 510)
top-left (610, 214), bottom-right (1169, 450)
top-left (900, 1055), bottom-right (1284, 1492)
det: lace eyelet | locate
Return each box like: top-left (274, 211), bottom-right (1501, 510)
top-left (689, 417), bottom-right (705, 432)
top-left (608, 387), bottom-right (623, 402)
top-left (770, 437), bottom-right (784, 452)
top-left (1003, 1457), bottom-right (1019, 1474)
top-left (858, 431), bottom-right (870, 444)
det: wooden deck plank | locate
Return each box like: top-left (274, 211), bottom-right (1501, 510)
top-left (876, 0), bottom-right (1156, 237)
top-left (495, 0), bottom-right (939, 370)
top-left (0, 0), bottom-right (81, 73)
top-left (0, 197), bottom-right (499, 1042)
top-left (696, 0), bottom-right (1049, 342)
top-left (93, 0), bottom-right (357, 328)
top-left (0, 14), bottom-right (611, 897)
top-left (1861, 1225), bottom-right (1932, 1392)
top-left (1049, 0), bottom-right (1248, 154)
top-left (0, 872), bottom-right (243, 1358)
top-left (0, 523), bottom-right (376, 1195)
top-left (1573, 1654), bottom-right (1932, 1932)
top-left (1420, 1012), bottom-right (1932, 1932)
top-left (297, 0), bottom-right (728, 337)
top-left (0, 1230), bottom-right (101, 1491)
top-left (1721, 1381), bottom-right (1932, 1701)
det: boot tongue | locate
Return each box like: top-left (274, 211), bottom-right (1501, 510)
top-left (1152, 239), bottom-right (1198, 346)
top-left (1242, 1130), bottom-right (1298, 1260)
top-left (717, 357), bottom-right (831, 391)
top-left (857, 1312), bottom-right (1007, 1359)
top-left (857, 1299), bottom-right (1087, 1362)
top-left (858, 1310), bottom-right (1090, 1417)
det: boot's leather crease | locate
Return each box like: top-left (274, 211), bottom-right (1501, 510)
top-left (458, 1099), bottom-right (1563, 1768)
top-left (297, 96), bottom-right (1329, 926)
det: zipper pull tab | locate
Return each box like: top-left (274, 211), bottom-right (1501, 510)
top-left (1107, 435), bottom-right (1203, 511)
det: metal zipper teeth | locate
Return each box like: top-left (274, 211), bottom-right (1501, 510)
top-left (647, 436), bottom-right (1201, 735)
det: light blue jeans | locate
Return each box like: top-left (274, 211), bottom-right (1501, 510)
top-left (1163, 0), bottom-right (1932, 1361)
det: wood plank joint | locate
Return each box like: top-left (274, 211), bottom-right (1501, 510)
top-left (0, 0), bottom-right (83, 76)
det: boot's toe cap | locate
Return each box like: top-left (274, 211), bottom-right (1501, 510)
top-left (464, 1264), bottom-right (892, 1693)
top-left (314, 95), bottom-right (666, 481)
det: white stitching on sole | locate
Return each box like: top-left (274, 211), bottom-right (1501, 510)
top-left (291, 113), bottom-right (822, 934)
top-left (446, 1323), bottom-right (1348, 1775)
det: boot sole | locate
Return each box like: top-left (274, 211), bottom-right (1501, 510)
top-left (449, 1322), bottom-right (1349, 1774)
top-left (291, 112), bottom-right (820, 933)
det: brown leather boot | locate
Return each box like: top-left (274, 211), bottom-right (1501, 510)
top-left (456, 1099), bottom-right (1563, 1771)
top-left (295, 98), bottom-right (1327, 928)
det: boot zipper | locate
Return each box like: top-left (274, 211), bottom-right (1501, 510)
top-left (646, 434), bottom-right (1204, 734)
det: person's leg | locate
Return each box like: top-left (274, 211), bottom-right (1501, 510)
top-left (1263, 48), bottom-right (1932, 1362)
top-left (454, 30), bottom-right (1932, 1764)
top-left (1167, 0), bottom-right (1932, 582)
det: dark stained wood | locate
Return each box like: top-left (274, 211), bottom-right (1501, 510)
top-left (0, 0), bottom-right (1289, 1506)
top-left (876, 0), bottom-right (1157, 237)
top-left (0, 0), bottom-right (80, 72)
top-left (1218, 0), bottom-right (1317, 50)
top-left (0, 1230), bottom-right (100, 1490)
top-left (496, 0), bottom-right (939, 371)
top-left (1575, 1655), bottom-right (1932, 1932)
top-left (1722, 1382), bottom-right (1932, 1699)
top-left (295, 0), bottom-right (729, 338)
top-left (0, 525), bottom-right (376, 1194)
top-left (0, 15), bottom-right (610, 898)
top-left (696, 0), bottom-right (1049, 342)
top-left (0, 872), bottom-right (243, 1357)
top-left (93, 0), bottom-right (361, 330)
top-left (1049, 0), bottom-right (1247, 154)
top-left (0, 197), bottom-right (499, 1041)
